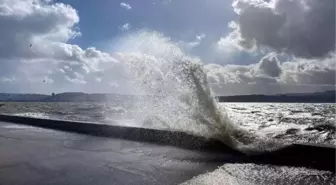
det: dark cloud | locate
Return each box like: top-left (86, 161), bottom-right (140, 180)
top-left (230, 0), bottom-right (335, 58)
top-left (256, 53), bottom-right (282, 77)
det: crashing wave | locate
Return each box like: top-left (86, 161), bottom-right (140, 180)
top-left (122, 54), bottom-right (242, 148)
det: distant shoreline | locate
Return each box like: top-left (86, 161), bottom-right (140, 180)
top-left (0, 90), bottom-right (334, 103)
top-left (218, 90), bottom-right (335, 103)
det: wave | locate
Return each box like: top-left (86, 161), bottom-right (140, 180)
top-left (123, 55), bottom-right (245, 148)
top-left (13, 112), bottom-right (50, 119)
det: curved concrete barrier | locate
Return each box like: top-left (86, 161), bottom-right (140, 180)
top-left (0, 114), bottom-right (334, 173)
top-left (0, 114), bottom-right (242, 155)
top-left (232, 143), bottom-right (336, 172)
top-left (1, 119), bottom-right (334, 185)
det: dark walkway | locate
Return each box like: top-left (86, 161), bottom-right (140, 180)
top-left (0, 117), bottom-right (334, 185)
top-left (0, 121), bottom-right (229, 185)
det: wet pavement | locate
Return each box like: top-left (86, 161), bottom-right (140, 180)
top-left (0, 121), bottom-right (227, 185)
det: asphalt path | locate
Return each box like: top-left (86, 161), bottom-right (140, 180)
top-left (0, 121), bottom-right (229, 185)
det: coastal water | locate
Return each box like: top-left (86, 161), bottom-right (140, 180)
top-left (0, 102), bottom-right (334, 146)
top-left (0, 101), bottom-right (335, 184)
top-left (0, 58), bottom-right (334, 184)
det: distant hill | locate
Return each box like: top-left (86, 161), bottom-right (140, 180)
top-left (0, 92), bottom-right (134, 103)
top-left (218, 90), bottom-right (336, 103)
top-left (0, 90), bottom-right (334, 103)
top-left (0, 93), bottom-right (49, 102)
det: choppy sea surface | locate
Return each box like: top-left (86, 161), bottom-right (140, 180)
top-left (0, 102), bottom-right (335, 184)
top-left (0, 102), bottom-right (335, 146)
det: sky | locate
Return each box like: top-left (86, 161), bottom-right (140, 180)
top-left (0, 0), bottom-right (335, 95)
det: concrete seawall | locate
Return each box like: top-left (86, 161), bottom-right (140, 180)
top-left (0, 120), bottom-right (228, 185)
top-left (0, 114), bottom-right (334, 173)
top-left (0, 114), bottom-right (242, 155)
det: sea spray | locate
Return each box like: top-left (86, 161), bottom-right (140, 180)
top-left (111, 31), bottom-right (263, 149)
top-left (121, 53), bottom-right (239, 148)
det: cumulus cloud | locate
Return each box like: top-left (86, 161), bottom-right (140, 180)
top-left (0, 0), bottom-right (79, 59)
top-left (109, 82), bottom-right (119, 88)
top-left (196, 34), bottom-right (206, 41)
top-left (255, 53), bottom-right (282, 77)
top-left (0, 0), bottom-right (120, 93)
top-left (213, 0), bottom-right (335, 94)
top-left (0, 76), bottom-right (16, 83)
top-left (280, 55), bottom-right (336, 85)
top-left (217, 21), bottom-right (255, 53)
top-left (119, 23), bottom-right (131, 31)
top-left (177, 33), bottom-right (207, 51)
top-left (222, 0), bottom-right (335, 59)
top-left (0, 0), bottom-right (334, 95)
top-left (204, 56), bottom-right (278, 86)
top-left (120, 2), bottom-right (132, 10)
top-left (205, 52), bottom-right (335, 94)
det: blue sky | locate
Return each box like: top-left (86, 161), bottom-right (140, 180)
top-left (64, 0), bottom-right (234, 45)
top-left (0, 0), bottom-right (334, 95)
top-left (62, 0), bottom-right (127, 48)
top-left (62, 0), bottom-right (249, 64)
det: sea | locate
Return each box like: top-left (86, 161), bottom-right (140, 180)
top-left (0, 102), bottom-right (335, 146)
top-left (1, 102), bottom-right (335, 184)
top-left (0, 59), bottom-right (335, 184)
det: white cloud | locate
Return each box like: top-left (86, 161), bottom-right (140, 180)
top-left (0, 0), bottom-right (333, 95)
top-left (65, 72), bottom-right (86, 84)
top-left (196, 34), bottom-right (206, 41)
top-left (205, 53), bottom-right (336, 92)
top-left (279, 55), bottom-right (336, 85)
top-left (119, 23), bottom-right (131, 31)
top-left (180, 33), bottom-right (206, 50)
top-left (108, 82), bottom-right (119, 88)
top-left (217, 21), bottom-right (256, 53)
top-left (0, 0), bottom-right (121, 93)
top-left (226, 0), bottom-right (335, 59)
top-left (0, 76), bottom-right (16, 83)
top-left (120, 2), bottom-right (132, 10)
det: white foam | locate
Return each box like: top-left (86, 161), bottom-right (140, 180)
top-left (181, 164), bottom-right (335, 185)
top-left (13, 112), bottom-right (50, 119)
